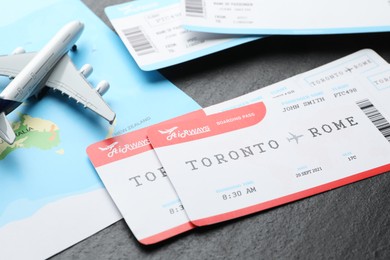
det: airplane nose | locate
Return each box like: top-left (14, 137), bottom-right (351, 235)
top-left (67, 20), bottom-right (84, 32)
top-left (78, 21), bottom-right (84, 30)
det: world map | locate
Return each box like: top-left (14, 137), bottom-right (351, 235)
top-left (0, 114), bottom-right (61, 160)
top-left (0, 2), bottom-right (201, 253)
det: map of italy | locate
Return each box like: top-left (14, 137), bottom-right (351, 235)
top-left (0, 114), bottom-right (61, 160)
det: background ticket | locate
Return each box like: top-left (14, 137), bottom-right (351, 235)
top-left (182, 0), bottom-right (390, 35)
top-left (105, 0), bottom-right (260, 70)
top-left (148, 75), bottom-right (390, 225)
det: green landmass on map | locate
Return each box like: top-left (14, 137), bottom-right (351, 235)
top-left (0, 114), bottom-right (61, 160)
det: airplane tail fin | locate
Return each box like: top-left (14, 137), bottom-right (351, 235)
top-left (0, 112), bottom-right (15, 145)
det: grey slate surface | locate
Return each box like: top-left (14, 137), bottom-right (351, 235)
top-left (51, 1), bottom-right (390, 259)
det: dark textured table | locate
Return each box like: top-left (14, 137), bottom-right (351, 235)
top-left (52, 1), bottom-right (390, 259)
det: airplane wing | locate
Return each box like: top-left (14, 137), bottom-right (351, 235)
top-left (0, 52), bottom-right (36, 78)
top-left (45, 55), bottom-right (116, 123)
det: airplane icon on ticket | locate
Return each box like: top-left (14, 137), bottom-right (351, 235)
top-left (287, 132), bottom-right (304, 144)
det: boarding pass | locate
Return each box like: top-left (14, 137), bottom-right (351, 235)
top-left (87, 49), bottom-right (389, 241)
top-left (87, 111), bottom-right (209, 244)
top-left (205, 49), bottom-right (388, 114)
top-left (105, 0), bottom-right (260, 70)
top-left (148, 68), bottom-right (390, 225)
top-left (182, 0), bottom-right (390, 35)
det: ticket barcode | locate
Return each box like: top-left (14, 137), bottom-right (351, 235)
top-left (185, 0), bottom-right (205, 17)
top-left (122, 27), bottom-right (155, 56)
top-left (357, 99), bottom-right (390, 142)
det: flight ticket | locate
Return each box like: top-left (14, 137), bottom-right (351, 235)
top-left (87, 49), bottom-right (390, 242)
top-left (87, 111), bottom-right (206, 244)
top-left (105, 0), bottom-right (260, 71)
top-left (182, 0), bottom-right (390, 35)
top-left (205, 49), bottom-right (388, 114)
top-left (148, 70), bottom-right (390, 225)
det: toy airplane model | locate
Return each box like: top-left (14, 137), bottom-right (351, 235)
top-left (0, 21), bottom-right (115, 145)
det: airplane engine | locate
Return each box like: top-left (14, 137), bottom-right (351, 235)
top-left (96, 80), bottom-right (110, 96)
top-left (11, 47), bottom-right (26, 55)
top-left (79, 64), bottom-right (93, 78)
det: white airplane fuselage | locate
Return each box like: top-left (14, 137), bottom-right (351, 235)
top-left (0, 21), bottom-right (84, 114)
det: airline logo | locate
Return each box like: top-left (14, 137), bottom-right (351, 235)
top-left (98, 141), bottom-right (119, 152)
top-left (97, 138), bottom-right (151, 158)
top-left (158, 126), bottom-right (211, 141)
